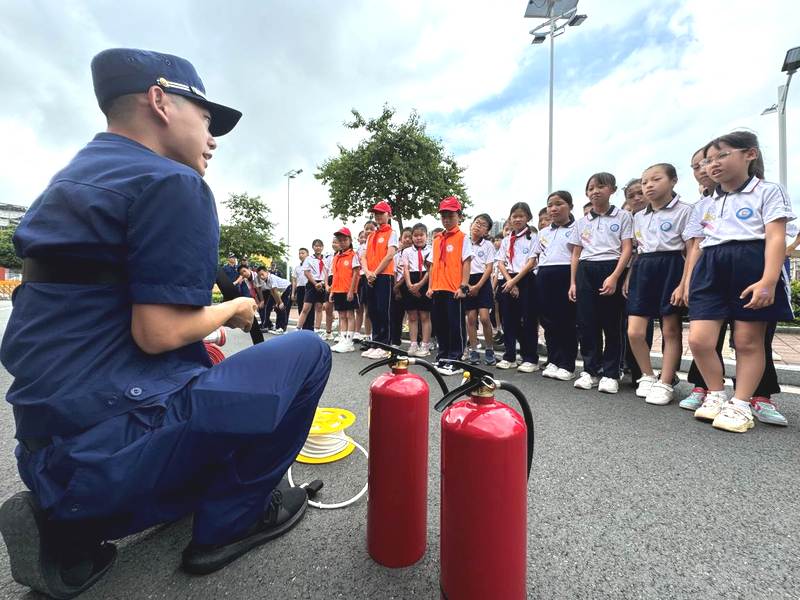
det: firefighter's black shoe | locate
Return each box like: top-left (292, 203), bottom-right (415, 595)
top-left (0, 491), bottom-right (116, 599)
top-left (181, 486), bottom-right (308, 575)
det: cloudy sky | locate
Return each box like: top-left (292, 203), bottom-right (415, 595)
top-left (1, 0), bottom-right (798, 264)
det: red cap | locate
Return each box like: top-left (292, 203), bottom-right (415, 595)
top-left (438, 196), bottom-right (462, 212)
top-left (334, 227), bottom-right (352, 237)
top-left (372, 200), bottom-right (392, 215)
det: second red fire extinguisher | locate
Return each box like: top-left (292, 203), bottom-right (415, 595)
top-left (434, 362), bottom-right (535, 600)
top-left (358, 342), bottom-right (448, 568)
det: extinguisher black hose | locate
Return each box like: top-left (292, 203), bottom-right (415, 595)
top-left (495, 381), bottom-right (534, 480)
top-left (408, 358), bottom-right (449, 395)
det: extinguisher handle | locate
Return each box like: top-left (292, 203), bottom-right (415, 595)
top-left (358, 358), bottom-right (393, 377)
top-left (495, 381), bottom-right (535, 480)
top-left (433, 378), bottom-right (484, 413)
top-left (407, 358), bottom-right (449, 395)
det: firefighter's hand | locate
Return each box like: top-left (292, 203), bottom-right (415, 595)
top-left (225, 297), bottom-right (257, 331)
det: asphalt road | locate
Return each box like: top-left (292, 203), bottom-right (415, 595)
top-left (0, 304), bottom-right (798, 599)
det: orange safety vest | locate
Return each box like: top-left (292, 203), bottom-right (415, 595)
top-left (331, 249), bottom-right (359, 293)
top-left (430, 227), bottom-right (466, 292)
top-left (365, 224), bottom-right (395, 276)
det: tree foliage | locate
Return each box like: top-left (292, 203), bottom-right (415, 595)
top-left (0, 225), bottom-right (21, 270)
top-left (315, 105), bottom-right (469, 230)
top-left (218, 193), bottom-right (285, 264)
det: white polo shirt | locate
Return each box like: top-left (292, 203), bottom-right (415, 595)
top-left (633, 195), bottom-right (694, 253)
top-left (302, 254), bottom-right (328, 281)
top-left (293, 263), bottom-right (308, 287)
top-left (469, 238), bottom-right (496, 275)
top-left (262, 273), bottom-right (290, 291)
top-left (534, 218), bottom-right (576, 267)
top-left (400, 245), bottom-right (431, 273)
top-left (495, 227), bottom-right (537, 273)
top-left (569, 205), bottom-right (633, 261)
top-left (685, 177), bottom-right (795, 249)
top-left (323, 252), bottom-right (334, 277)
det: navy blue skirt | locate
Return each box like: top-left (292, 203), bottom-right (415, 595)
top-left (402, 271), bottom-right (431, 311)
top-left (627, 250), bottom-right (686, 317)
top-left (463, 272), bottom-right (493, 310)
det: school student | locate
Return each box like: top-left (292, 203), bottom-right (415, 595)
top-left (538, 207), bottom-right (552, 231)
top-left (426, 196), bottom-right (472, 376)
top-left (623, 164), bottom-right (693, 405)
top-left (329, 228), bottom-right (361, 353)
top-left (535, 191), bottom-right (578, 380)
top-left (402, 223), bottom-right (433, 356)
top-left (354, 221), bottom-right (376, 342)
top-left (568, 172), bottom-right (633, 394)
top-left (361, 201), bottom-right (398, 359)
top-left (292, 247), bottom-right (310, 330)
top-left (464, 214), bottom-right (497, 366)
top-left (621, 178), bottom-right (655, 385)
top-left (685, 131), bottom-right (794, 433)
top-left (257, 267), bottom-right (291, 334)
top-left (296, 239), bottom-right (328, 333)
top-left (390, 228), bottom-right (412, 346)
top-left (495, 202), bottom-right (539, 372)
top-left (490, 232), bottom-right (507, 343)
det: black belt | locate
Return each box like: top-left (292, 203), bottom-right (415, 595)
top-left (22, 257), bottom-right (126, 285)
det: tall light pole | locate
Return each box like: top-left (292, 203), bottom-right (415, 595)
top-left (284, 168), bottom-right (303, 278)
top-left (525, 0), bottom-right (587, 195)
top-left (761, 46), bottom-right (799, 190)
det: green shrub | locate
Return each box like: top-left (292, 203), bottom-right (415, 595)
top-left (212, 290), bottom-right (223, 304)
top-left (791, 280), bottom-right (800, 322)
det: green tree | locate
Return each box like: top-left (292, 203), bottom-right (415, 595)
top-left (218, 193), bottom-right (285, 264)
top-left (315, 105), bottom-right (469, 230)
top-left (0, 225), bottom-right (21, 270)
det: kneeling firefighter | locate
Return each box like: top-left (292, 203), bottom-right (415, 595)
top-left (0, 48), bottom-right (331, 599)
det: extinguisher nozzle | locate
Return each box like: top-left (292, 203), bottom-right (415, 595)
top-left (303, 479), bottom-right (324, 498)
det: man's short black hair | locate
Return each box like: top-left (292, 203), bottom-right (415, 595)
top-left (299, 247), bottom-right (309, 253)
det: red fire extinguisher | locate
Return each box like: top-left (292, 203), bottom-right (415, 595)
top-left (358, 341), bottom-right (448, 568)
top-left (434, 362), bottom-right (535, 600)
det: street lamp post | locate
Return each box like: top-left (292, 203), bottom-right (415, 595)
top-left (284, 168), bottom-right (303, 278)
top-left (525, 0), bottom-right (587, 195)
top-left (761, 46), bottom-right (799, 191)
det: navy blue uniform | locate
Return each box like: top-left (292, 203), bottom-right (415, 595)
top-left (1, 133), bottom-right (330, 545)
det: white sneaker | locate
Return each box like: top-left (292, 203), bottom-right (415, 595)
top-left (339, 339), bottom-right (356, 353)
top-left (635, 374), bottom-right (658, 398)
top-left (517, 362), bottom-right (539, 373)
top-left (436, 363), bottom-right (463, 376)
top-left (541, 363), bottom-right (558, 378)
top-left (553, 368), bottom-right (575, 381)
top-left (374, 349), bottom-right (391, 359)
top-left (352, 332), bottom-right (363, 341)
top-left (415, 343), bottom-right (431, 357)
top-left (598, 377), bottom-right (619, 394)
top-left (496, 359), bottom-right (517, 370)
top-left (694, 390), bottom-right (727, 421)
top-left (645, 382), bottom-right (674, 405)
top-left (712, 401), bottom-right (755, 433)
top-left (361, 347), bottom-right (377, 358)
top-left (408, 342), bottom-right (419, 355)
top-left (574, 372), bottom-right (599, 389)
top-left (331, 339), bottom-right (347, 353)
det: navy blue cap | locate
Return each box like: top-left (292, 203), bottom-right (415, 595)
top-left (91, 48), bottom-right (242, 136)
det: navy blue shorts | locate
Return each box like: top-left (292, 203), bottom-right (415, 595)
top-left (403, 271), bottom-right (431, 312)
top-left (627, 250), bottom-right (686, 317)
top-left (463, 273), bottom-right (493, 310)
top-left (357, 275), bottom-right (368, 306)
top-left (304, 281), bottom-right (326, 305)
top-left (332, 292), bottom-right (358, 311)
top-left (689, 240), bottom-right (794, 322)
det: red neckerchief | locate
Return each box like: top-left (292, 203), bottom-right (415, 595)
top-left (315, 254), bottom-right (324, 278)
top-left (438, 226), bottom-right (459, 267)
top-left (415, 245), bottom-right (425, 271)
top-left (508, 227), bottom-right (528, 263)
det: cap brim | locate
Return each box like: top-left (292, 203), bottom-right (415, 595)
top-left (172, 90), bottom-right (242, 136)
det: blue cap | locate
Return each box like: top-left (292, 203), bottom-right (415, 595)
top-left (91, 48), bottom-right (241, 136)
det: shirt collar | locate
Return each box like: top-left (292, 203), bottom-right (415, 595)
top-left (644, 194), bottom-right (680, 214)
top-left (712, 176), bottom-right (759, 199)
top-left (511, 226), bottom-right (529, 238)
top-left (587, 205), bottom-right (616, 220)
top-left (550, 214), bottom-right (576, 229)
